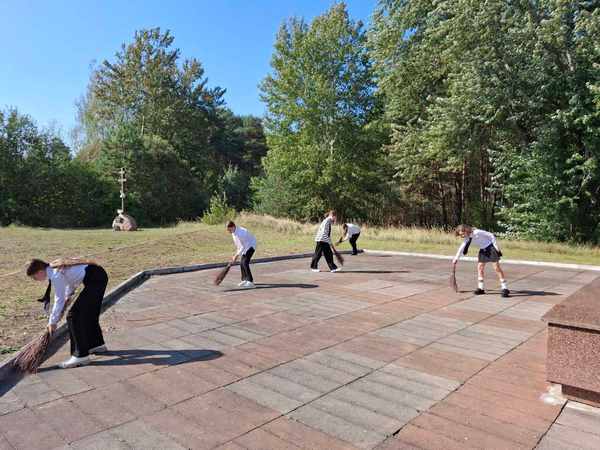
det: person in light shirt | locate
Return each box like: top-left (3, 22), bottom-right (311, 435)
top-left (227, 220), bottom-right (257, 288)
top-left (26, 258), bottom-right (109, 368)
top-left (453, 224), bottom-right (510, 297)
top-left (310, 210), bottom-right (340, 273)
top-left (337, 223), bottom-right (361, 255)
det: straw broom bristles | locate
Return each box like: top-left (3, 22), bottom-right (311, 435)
top-left (13, 330), bottom-right (51, 374)
top-left (450, 266), bottom-right (459, 292)
top-left (214, 263), bottom-right (232, 285)
top-left (332, 246), bottom-right (344, 266)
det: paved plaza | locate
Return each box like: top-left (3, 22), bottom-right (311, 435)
top-left (1, 253), bottom-right (600, 449)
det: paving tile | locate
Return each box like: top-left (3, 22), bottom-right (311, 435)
top-left (227, 378), bottom-right (302, 413)
top-left (428, 401), bottom-right (542, 447)
top-left (411, 412), bottom-right (529, 450)
top-left (289, 405), bottom-right (386, 449)
top-left (33, 398), bottom-right (104, 443)
top-left (0, 407), bottom-right (66, 450)
top-left (264, 416), bottom-right (359, 450)
top-left (247, 372), bottom-right (322, 403)
top-left (556, 403), bottom-right (600, 437)
top-left (540, 423), bottom-right (600, 450)
top-left (109, 419), bottom-right (187, 450)
top-left (394, 423), bottom-right (479, 450)
top-left (69, 388), bottom-right (137, 429)
top-left (233, 428), bottom-right (300, 449)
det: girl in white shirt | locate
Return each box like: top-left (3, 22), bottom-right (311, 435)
top-left (337, 223), bottom-right (361, 255)
top-left (227, 221), bottom-right (257, 288)
top-left (27, 258), bottom-right (109, 368)
top-left (452, 225), bottom-right (510, 297)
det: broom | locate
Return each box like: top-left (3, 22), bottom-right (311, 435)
top-left (214, 263), bottom-right (232, 285)
top-left (450, 265), bottom-right (459, 293)
top-left (13, 330), bottom-right (51, 374)
top-left (331, 245), bottom-right (344, 266)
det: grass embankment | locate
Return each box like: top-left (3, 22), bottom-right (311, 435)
top-left (1, 213), bottom-right (599, 354)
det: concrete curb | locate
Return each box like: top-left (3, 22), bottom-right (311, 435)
top-left (0, 250), bottom-right (353, 382)
top-left (363, 249), bottom-right (600, 272)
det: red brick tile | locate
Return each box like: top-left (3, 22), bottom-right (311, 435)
top-left (264, 416), bottom-right (359, 450)
top-left (480, 315), bottom-right (545, 334)
top-left (375, 436), bottom-right (423, 450)
top-left (395, 347), bottom-right (487, 382)
top-left (456, 383), bottom-right (561, 421)
top-left (33, 398), bottom-right (104, 443)
top-left (443, 392), bottom-right (552, 433)
top-left (69, 387), bottom-right (137, 429)
top-left (233, 428), bottom-right (299, 449)
top-left (0, 408), bottom-right (66, 450)
top-left (430, 308), bottom-right (491, 324)
top-left (429, 401), bottom-right (542, 447)
top-left (412, 413), bottom-right (530, 449)
top-left (333, 334), bottom-right (418, 363)
top-left (395, 423), bottom-right (478, 450)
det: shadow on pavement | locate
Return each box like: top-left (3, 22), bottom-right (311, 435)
top-left (335, 270), bottom-right (410, 274)
top-left (225, 283), bottom-right (318, 292)
top-left (37, 349), bottom-right (223, 372)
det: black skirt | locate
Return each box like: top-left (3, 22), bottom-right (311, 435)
top-left (478, 245), bottom-right (502, 263)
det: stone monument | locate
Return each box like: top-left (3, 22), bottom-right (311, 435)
top-left (112, 167), bottom-right (138, 231)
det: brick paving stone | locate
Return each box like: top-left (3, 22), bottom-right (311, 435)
top-left (0, 434), bottom-right (12, 450)
top-left (332, 334), bottom-right (418, 363)
top-left (0, 408), bottom-right (66, 450)
top-left (428, 401), bottom-right (542, 447)
top-left (539, 423), bottom-right (600, 450)
top-left (395, 347), bottom-right (488, 382)
top-left (10, 379), bottom-right (61, 407)
top-left (265, 416), bottom-right (360, 450)
top-left (411, 412), bottom-right (530, 450)
top-left (36, 369), bottom-right (92, 397)
top-left (375, 436), bottom-right (426, 450)
top-left (108, 419), bottom-right (187, 450)
top-left (394, 423), bottom-right (478, 450)
top-left (0, 391), bottom-right (24, 416)
top-left (328, 386), bottom-right (419, 424)
top-left (127, 366), bottom-right (212, 406)
top-left (232, 428), bottom-right (300, 449)
top-left (556, 403), bottom-right (600, 436)
top-left (366, 371), bottom-right (451, 401)
top-left (227, 378), bottom-right (302, 413)
top-left (67, 429), bottom-right (130, 450)
top-left (289, 405), bottom-right (386, 449)
top-left (381, 365), bottom-right (461, 391)
top-left (350, 379), bottom-right (436, 411)
top-left (33, 398), bottom-right (104, 443)
top-left (69, 388), bottom-right (137, 429)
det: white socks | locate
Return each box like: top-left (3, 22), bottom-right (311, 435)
top-left (501, 279), bottom-right (508, 290)
top-left (478, 279), bottom-right (484, 290)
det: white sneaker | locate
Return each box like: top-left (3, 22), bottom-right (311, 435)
top-left (238, 281), bottom-right (246, 287)
top-left (311, 269), bottom-right (320, 273)
top-left (89, 344), bottom-right (107, 354)
top-left (331, 268), bottom-right (341, 273)
top-left (59, 355), bottom-right (90, 369)
top-left (243, 281), bottom-right (256, 289)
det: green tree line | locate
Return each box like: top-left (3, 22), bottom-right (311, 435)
top-left (2, 2), bottom-right (599, 243)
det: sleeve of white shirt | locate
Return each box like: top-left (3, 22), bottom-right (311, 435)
top-left (453, 238), bottom-right (469, 263)
top-left (48, 273), bottom-right (69, 325)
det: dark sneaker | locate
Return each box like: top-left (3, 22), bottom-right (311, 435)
top-left (474, 288), bottom-right (485, 295)
top-left (501, 289), bottom-right (510, 298)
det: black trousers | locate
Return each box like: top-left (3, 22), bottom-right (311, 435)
top-left (310, 241), bottom-right (337, 271)
top-left (349, 233), bottom-right (360, 255)
top-left (67, 265), bottom-right (108, 357)
top-left (240, 247), bottom-right (255, 282)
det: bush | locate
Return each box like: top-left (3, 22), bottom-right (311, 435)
top-left (202, 193), bottom-right (236, 225)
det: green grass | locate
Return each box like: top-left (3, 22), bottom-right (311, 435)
top-left (1, 212), bottom-right (599, 353)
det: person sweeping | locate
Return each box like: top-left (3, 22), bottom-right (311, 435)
top-left (310, 210), bottom-right (342, 272)
top-left (337, 223), bottom-right (361, 255)
top-left (452, 225), bottom-right (510, 298)
top-left (26, 258), bottom-right (109, 369)
top-left (227, 221), bottom-right (257, 288)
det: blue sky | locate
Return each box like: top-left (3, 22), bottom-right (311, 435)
top-left (0, 0), bottom-right (376, 139)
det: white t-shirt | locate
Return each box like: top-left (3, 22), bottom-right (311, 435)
top-left (46, 264), bottom-right (88, 325)
top-left (232, 226), bottom-right (257, 256)
top-left (453, 229), bottom-right (500, 263)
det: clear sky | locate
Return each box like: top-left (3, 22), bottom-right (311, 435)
top-left (0, 0), bottom-right (376, 139)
